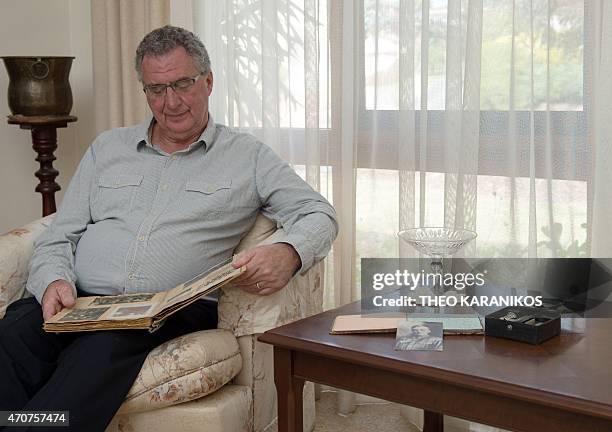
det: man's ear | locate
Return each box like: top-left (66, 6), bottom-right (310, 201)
top-left (206, 71), bottom-right (213, 95)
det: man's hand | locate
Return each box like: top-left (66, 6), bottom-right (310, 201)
top-left (231, 243), bottom-right (301, 295)
top-left (41, 280), bottom-right (76, 321)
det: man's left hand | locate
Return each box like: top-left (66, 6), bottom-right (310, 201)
top-left (231, 243), bottom-right (301, 295)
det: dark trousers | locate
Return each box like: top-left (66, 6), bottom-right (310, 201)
top-left (0, 294), bottom-right (218, 432)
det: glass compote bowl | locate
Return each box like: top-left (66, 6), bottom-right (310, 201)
top-left (398, 227), bottom-right (477, 295)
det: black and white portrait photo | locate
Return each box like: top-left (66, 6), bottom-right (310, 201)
top-left (395, 321), bottom-right (443, 351)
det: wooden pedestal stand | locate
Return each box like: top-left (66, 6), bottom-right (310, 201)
top-left (7, 114), bottom-right (77, 217)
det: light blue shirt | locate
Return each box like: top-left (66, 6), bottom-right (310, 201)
top-left (26, 116), bottom-right (338, 303)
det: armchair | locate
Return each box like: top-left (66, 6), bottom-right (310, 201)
top-left (0, 214), bottom-right (322, 432)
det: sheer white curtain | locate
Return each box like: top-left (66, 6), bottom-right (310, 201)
top-left (171, 0), bottom-right (610, 429)
top-left (351, 0), bottom-right (591, 265)
top-left (174, 0), bottom-right (609, 305)
top-left (179, 0), bottom-right (345, 308)
top-left (589, 1), bottom-right (612, 258)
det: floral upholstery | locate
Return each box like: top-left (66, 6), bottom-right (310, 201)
top-left (118, 329), bottom-right (242, 415)
top-left (0, 215), bottom-right (55, 318)
top-left (0, 213), bottom-right (322, 432)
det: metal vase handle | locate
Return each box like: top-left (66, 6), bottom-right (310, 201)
top-left (30, 58), bottom-right (50, 80)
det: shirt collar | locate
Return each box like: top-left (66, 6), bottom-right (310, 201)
top-left (136, 114), bottom-right (216, 153)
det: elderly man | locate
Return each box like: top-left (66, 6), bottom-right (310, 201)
top-left (0, 25), bottom-right (337, 431)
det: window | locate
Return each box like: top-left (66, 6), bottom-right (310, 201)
top-left (355, 0), bottom-right (588, 259)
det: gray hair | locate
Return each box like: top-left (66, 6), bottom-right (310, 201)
top-left (135, 25), bottom-right (211, 81)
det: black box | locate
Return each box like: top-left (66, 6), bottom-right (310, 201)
top-left (485, 306), bottom-right (561, 345)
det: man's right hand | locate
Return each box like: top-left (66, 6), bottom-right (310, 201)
top-left (41, 280), bottom-right (76, 321)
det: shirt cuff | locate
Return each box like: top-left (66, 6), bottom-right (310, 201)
top-left (276, 233), bottom-right (315, 275)
top-left (26, 271), bottom-right (76, 305)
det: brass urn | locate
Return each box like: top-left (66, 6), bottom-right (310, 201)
top-left (2, 56), bottom-right (74, 116)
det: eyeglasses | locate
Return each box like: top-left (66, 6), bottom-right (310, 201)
top-left (143, 73), bottom-right (204, 98)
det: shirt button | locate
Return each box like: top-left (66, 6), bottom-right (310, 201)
top-left (171, 155), bottom-right (177, 160)
top-left (138, 235), bottom-right (145, 241)
top-left (128, 273), bottom-right (134, 280)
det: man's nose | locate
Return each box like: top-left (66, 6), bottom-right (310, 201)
top-left (164, 87), bottom-right (182, 108)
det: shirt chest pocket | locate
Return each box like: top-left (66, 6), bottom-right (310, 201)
top-left (93, 174), bottom-right (143, 219)
top-left (180, 180), bottom-right (232, 218)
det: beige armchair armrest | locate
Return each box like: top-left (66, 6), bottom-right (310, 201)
top-left (218, 261), bottom-right (323, 337)
top-left (218, 215), bottom-right (324, 337)
top-left (0, 215), bottom-right (55, 318)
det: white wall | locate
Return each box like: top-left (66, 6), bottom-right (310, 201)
top-left (0, 0), bottom-right (94, 233)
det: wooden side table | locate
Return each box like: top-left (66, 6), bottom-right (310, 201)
top-left (260, 301), bottom-right (612, 432)
top-left (7, 114), bottom-right (77, 216)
